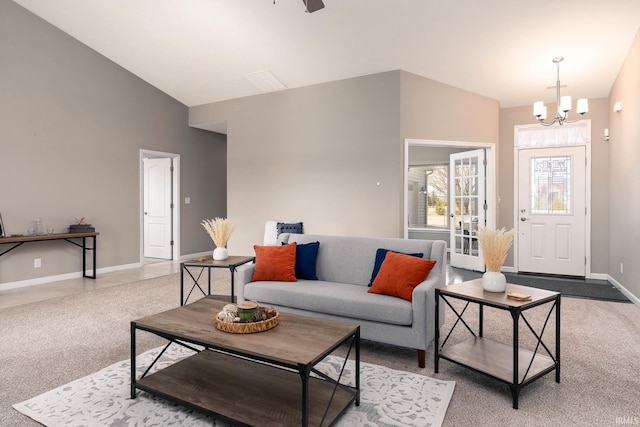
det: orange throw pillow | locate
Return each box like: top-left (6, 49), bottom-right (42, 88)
top-left (251, 243), bottom-right (297, 282)
top-left (368, 251), bottom-right (436, 302)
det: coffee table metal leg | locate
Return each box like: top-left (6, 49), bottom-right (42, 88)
top-left (356, 329), bottom-right (360, 406)
top-left (130, 322), bottom-right (137, 399)
top-left (299, 364), bottom-right (310, 427)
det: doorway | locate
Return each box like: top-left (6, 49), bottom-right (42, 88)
top-left (140, 150), bottom-right (180, 262)
top-left (404, 139), bottom-right (496, 271)
top-left (517, 146), bottom-right (587, 277)
top-left (513, 121), bottom-right (592, 278)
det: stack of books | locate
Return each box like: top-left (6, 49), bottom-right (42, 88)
top-left (69, 224), bottom-right (96, 233)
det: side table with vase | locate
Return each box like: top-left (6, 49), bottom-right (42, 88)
top-left (180, 255), bottom-right (254, 305)
top-left (435, 279), bottom-right (560, 409)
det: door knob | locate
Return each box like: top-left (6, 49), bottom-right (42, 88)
top-left (520, 216), bottom-right (529, 222)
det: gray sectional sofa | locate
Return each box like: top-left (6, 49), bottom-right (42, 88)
top-left (236, 233), bottom-right (447, 367)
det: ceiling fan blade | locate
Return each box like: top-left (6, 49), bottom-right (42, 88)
top-left (302, 0), bottom-right (325, 13)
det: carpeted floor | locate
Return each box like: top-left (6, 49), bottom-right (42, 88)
top-left (14, 345), bottom-right (455, 427)
top-left (1, 271), bottom-right (639, 426)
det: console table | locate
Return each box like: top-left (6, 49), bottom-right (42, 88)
top-left (435, 279), bottom-right (560, 409)
top-left (0, 232), bottom-right (99, 279)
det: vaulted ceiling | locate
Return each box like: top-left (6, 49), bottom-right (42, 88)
top-left (12, 0), bottom-right (640, 109)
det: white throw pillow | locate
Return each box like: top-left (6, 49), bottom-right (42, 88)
top-left (263, 220), bottom-right (279, 245)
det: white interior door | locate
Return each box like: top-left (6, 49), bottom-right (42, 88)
top-left (450, 149), bottom-right (486, 271)
top-left (518, 146), bottom-right (586, 276)
top-left (143, 157), bottom-right (173, 259)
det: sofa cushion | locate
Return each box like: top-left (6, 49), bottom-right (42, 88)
top-left (278, 233), bottom-right (439, 287)
top-left (283, 241), bottom-right (319, 280)
top-left (277, 222), bottom-right (303, 236)
top-left (368, 248), bottom-right (424, 286)
top-left (244, 280), bottom-right (413, 326)
top-left (368, 252), bottom-right (436, 301)
top-left (251, 244), bottom-right (297, 282)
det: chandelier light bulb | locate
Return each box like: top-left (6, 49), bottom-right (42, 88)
top-left (534, 101), bottom-right (544, 117)
top-left (533, 57), bottom-right (588, 126)
top-left (577, 98), bottom-right (588, 114)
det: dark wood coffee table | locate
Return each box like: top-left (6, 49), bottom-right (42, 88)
top-left (131, 297), bottom-right (360, 426)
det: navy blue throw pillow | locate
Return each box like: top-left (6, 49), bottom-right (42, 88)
top-left (368, 248), bottom-right (424, 286)
top-left (277, 222), bottom-right (303, 236)
top-left (282, 241), bottom-right (320, 280)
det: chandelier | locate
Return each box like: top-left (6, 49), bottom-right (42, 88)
top-left (533, 57), bottom-right (588, 126)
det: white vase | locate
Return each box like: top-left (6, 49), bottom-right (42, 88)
top-left (213, 247), bottom-right (229, 261)
top-left (482, 271), bottom-right (507, 292)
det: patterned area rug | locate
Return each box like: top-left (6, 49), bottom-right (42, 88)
top-left (14, 344), bottom-right (455, 427)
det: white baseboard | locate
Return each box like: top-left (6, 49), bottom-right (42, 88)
top-left (0, 262), bottom-right (142, 292)
top-left (180, 251), bottom-right (211, 261)
top-left (607, 275), bottom-right (640, 307)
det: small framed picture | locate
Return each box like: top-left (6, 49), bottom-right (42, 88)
top-left (0, 212), bottom-right (4, 237)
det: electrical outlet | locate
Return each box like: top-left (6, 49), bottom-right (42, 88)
top-left (620, 263), bottom-right (624, 274)
top-left (34, 258), bottom-right (41, 268)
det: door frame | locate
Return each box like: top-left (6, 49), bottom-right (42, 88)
top-left (403, 139), bottom-right (497, 252)
top-left (513, 124), bottom-right (592, 278)
top-left (140, 149), bottom-right (180, 262)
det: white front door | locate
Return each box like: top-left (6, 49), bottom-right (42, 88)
top-left (449, 149), bottom-right (486, 271)
top-left (143, 158), bottom-right (173, 259)
top-left (518, 146), bottom-right (586, 276)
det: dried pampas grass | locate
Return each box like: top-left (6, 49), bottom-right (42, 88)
top-left (201, 217), bottom-right (234, 247)
top-left (477, 226), bottom-right (514, 272)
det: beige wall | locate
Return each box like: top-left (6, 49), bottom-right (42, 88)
top-left (190, 70), bottom-right (499, 255)
top-left (608, 28), bottom-right (640, 299)
top-left (498, 99), bottom-right (610, 273)
top-left (400, 71), bottom-right (499, 143)
top-left (191, 71), bottom-right (402, 254)
top-left (0, 1), bottom-right (226, 284)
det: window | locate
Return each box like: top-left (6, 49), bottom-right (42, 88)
top-left (530, 156), bottom-right (572, 214)
top-left (407, 164), bottom-right (448, 229)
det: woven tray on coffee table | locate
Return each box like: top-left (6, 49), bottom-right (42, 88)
top-left (215, 311), bottom-right (279, 334)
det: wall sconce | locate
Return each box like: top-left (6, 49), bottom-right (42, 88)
top-left (604, 128), bottom-right (610, 142)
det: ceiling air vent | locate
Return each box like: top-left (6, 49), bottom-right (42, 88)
top-left (242, 70), bottom-right (287, 93)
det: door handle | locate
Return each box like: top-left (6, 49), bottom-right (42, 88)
top-left (450, 214), bottom-right (454, 218)
top-left (144, 212), bottom-right (148, 215)
top-left (520, 216), bottom-right (529, 222)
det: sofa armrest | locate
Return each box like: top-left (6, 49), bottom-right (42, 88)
top-left (411, 278), bottom-right (442, 351)
top-left (411, 242), bottom-right (447, 348)
top-left (236, 263), bottom-right (255, 303)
